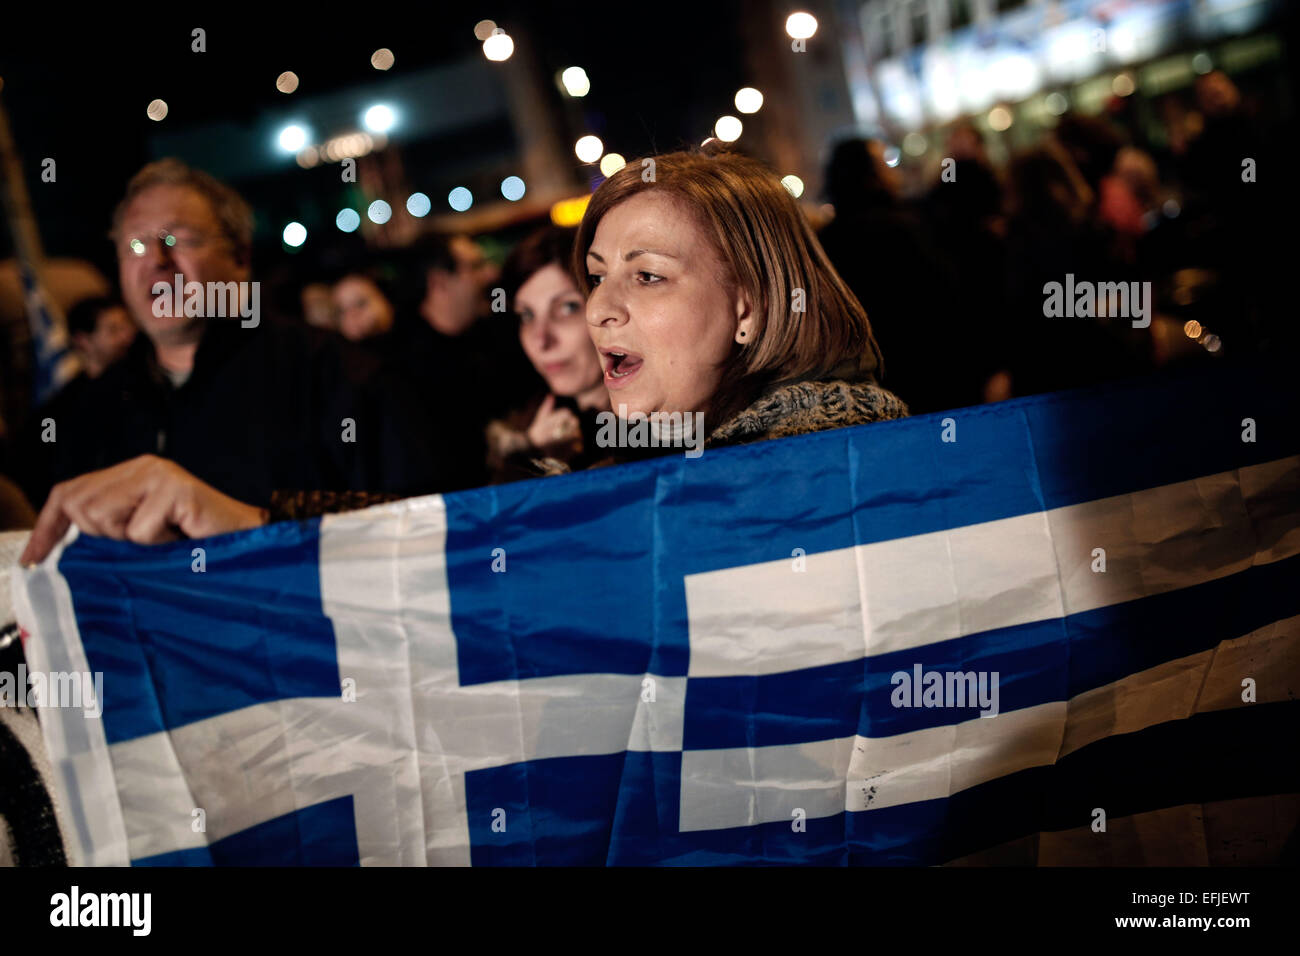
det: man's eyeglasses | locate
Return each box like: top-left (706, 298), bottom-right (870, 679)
top-left (116, 228), bottom-right (221, 258)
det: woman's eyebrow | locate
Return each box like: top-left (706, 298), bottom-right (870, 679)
top-left (625, 248), bottom-right (679, 261)
top-left (586, 247), bottom-right (679, 262)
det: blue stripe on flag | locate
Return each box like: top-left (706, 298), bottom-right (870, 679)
top-left (134, 796), bottom-right (358, 866)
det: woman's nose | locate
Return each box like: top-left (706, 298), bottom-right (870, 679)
top-left (586, 283), bottom-right (628, 329)
top-left (525, 317), bottom-right (555, 351)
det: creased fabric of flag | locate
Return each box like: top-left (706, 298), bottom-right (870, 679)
top-left (12, 363), bottom-right (1300, 866)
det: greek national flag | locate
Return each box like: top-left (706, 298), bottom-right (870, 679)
top-left (14, 364), bottom-right (1300, 866)
top-left (19, 262), bottom-right (78, 406)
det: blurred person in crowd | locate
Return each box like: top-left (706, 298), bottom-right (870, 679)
top-left (945, 119), bottom-right (990, 165)
top-left (1053, 113), bottom-right (1126, 200)
top-left (924, 124), bottom-right (1009, 403)
top-left (1184, 70), bottom-right (1255, 194)
top-left (333, 271), bottom-right (396, 343)
top-left (998, 142), bottom-right (1151, 398)
top-left (818, 137), bottom-right (971, 412)
top-left (484, 226), bottom-right (610, 482)
top-left (1099, 146), bottom-right (1164, 264)
top-left (1100, 146), bottom-right (1160, 240)
top-left (22, 147), bottom-right (909, 560)
top-left (380, 233), bottom-right (545, 489)
top-left (418, 234), bottom-right (499, 337)
top-left (301, 281), bottom-right (339, 332)
top-left (1178, 69), bottom-right (1281, 351)
top-left (64, 295), bottom-right (137, 379)
top-left (18, 158), bottom-right (446, 515)
top-left (0, 473), bottom-right (35, 530)
top-left (13, 297), bottom-right (136, 505)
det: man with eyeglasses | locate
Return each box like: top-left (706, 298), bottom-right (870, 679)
top-left (21, 158), bottom-right (444, 513)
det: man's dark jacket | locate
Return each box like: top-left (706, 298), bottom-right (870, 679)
top-left (23, 317), bottom-right (448, 509)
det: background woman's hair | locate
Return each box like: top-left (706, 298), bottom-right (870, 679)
top-left (500, 226), bottom-right (578, 310)
top-left (573, 146), bottom-right (883, 428)
top-left (330, 262), bottom-right (400, 310)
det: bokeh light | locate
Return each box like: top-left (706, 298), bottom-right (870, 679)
top-left (786, 12), bottom-right (818, 39)
top-left (599, 153), bottom-right (626, 177)
top-left (336, 209), bottom-right (361, 232)
top-left (561, 67), bottom-right (591, 98)
top-left (714, 116), bottom-right (743, 142)
top-left (367, 200), bottom-right (392, 224)
top-left (275, 72), bottom-right (299, 94)
top-left (371, 48), bottom-right (394, 71)
top-left (575, 135), bottom-right (603, 163)
top-left (448, 187), bottom-right (473, 212)
top-left (363, 104), bottom-right (396, 133)
top-left (735, 87), bottom-right (763, 113)
top-left (781, 175), bottom-right (805, 198)
top-left (501, 176), bottom-right (526, 201)
top-left (277, 124), bottom-right (308, 152)
top-left (282, 222), bottom-right (307, 247)
top-left (483, 30), bottom-right (514, 62)
top-left (406, 193), bottom-right (431, 217)
top-left (147, 99), bottom-right (168, 121)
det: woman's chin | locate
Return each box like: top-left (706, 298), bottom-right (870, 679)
top-left (544, 374), bottom-right (580, 398)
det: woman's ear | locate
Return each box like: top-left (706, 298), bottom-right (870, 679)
top-left (734, 289), bottom-right (755, 344)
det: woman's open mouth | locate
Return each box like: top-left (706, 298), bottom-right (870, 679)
top-left (601, 348), bottom-right (644, 389)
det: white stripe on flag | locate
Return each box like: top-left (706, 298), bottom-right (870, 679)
top-left (677, 613), bottom-right (1300, 832)
top-left (11, 528), bottom-right (131, 866)
top-left (684, 456), bottom-right (1299, 678)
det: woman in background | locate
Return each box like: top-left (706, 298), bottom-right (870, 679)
top-left (485, 227), bottom-right (610, 482)
top-left (332, 271), bottom-right (397, 343)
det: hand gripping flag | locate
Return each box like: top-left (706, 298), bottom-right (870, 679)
top-left (13, 363), bottom-right (1300, 865)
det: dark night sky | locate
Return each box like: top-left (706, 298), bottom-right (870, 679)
top-left (0, 3), bottom-right (749, 272)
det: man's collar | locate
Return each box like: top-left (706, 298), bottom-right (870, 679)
top-left (133, 318), bottom-right (251, 389)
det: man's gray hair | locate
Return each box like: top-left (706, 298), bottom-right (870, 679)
top-left (110, 158), bottom-right (254, 257)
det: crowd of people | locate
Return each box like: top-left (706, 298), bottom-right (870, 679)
top-left (0, 70), bottom-right (1284, 561)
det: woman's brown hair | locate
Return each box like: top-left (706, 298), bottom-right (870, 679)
top-left (573, 146), bottom-right (884, 429)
